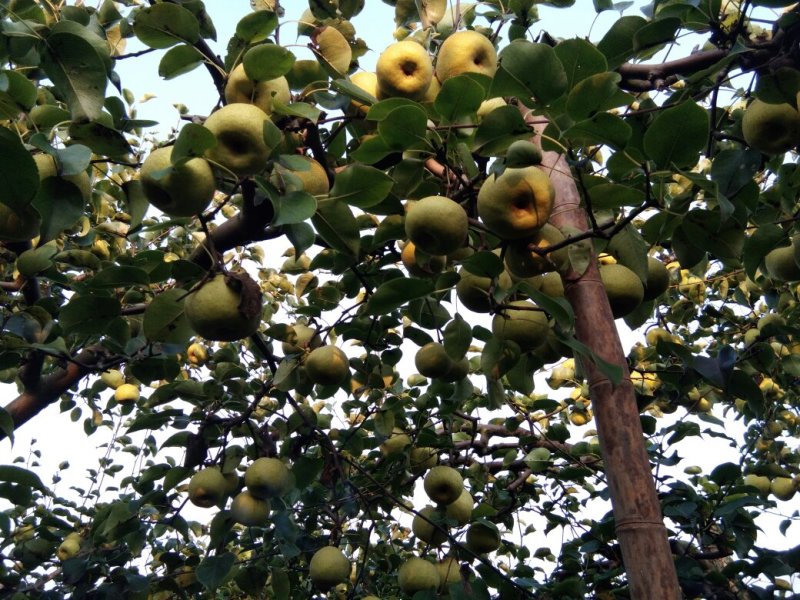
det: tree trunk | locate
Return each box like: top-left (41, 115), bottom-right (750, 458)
top-left (538, 141), bottom-right (682, 599)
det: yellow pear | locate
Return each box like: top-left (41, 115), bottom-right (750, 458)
top-left (742, 98), bottom-right (800, 155)
top-left (33, 153), bottom-right (92, 202)
top-left (376, 40), bottom-right (433, 100)
top-left (398, 557), bottom-right (440, 594)
top-left (404, 195), bottom-right (468, 255)
top-left (224, 63), bottom-right (290, 115)
top-left (435, 30), bottom-right (497, 83)
top-left (305, 345), bottom-right (350, 385)
top-left (348, 70), bottom-right (378, 115)
top-left (203, 103), bottom-right (272, 176)
top-left (477, 166), bottom-right (555, 240)
top-left (184, 273), bottom-right (263, 341)
top-left (309, 546), bottom-right (351, 590)
top-left (140, 146), bottom-right (216, 217)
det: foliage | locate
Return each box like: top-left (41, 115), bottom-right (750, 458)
top-left (0, 0), bottom-right (798, 598)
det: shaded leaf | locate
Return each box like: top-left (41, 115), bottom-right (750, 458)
top-left (0, 127), bottom-right (39, 210)
top-left (133, 3), bottom-right (200, 49)
top-left (643, 100), bottom-right (708, 169)
top-left (365, 277), bottom-right (435, 315)
top-left (312, 199), bottom-right (360, 256)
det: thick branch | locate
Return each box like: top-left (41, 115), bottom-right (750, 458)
top-left (1, 347), bottom-right (102, 437)
top-left (533, 120), bottom-right (681, 598)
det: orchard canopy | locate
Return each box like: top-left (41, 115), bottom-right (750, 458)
top-left (1, 0), bottom-right (800, 598)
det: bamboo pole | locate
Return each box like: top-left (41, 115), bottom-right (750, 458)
top-left (536, 128), bottom-right (681, 598)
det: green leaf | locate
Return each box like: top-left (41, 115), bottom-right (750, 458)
top-left (632, 17), bottom-right (680, 53)
top-left (68, 121), bottom-right (133, 158)
top-left (367, 98), bottom-right (422, 121)
top-left (235, 10), bottom-right (278, 43)
top-left (491, 41), bottom-right (568, 104)
top-left (643, 100), bottom-right (708, 169)
top-left (517, 281), bottom-right (574, 328)
top-left (271, 98), bottom-right (321, 122)
top-left (86, 266), bottom-right (150, 289)
top-left (554, 39), bottom-right (608, 90)
top-left (443, 314), bottom-right (472, 360)
top-left (377, 105), bottom-right (427, 151)
top-left (243, 44), bottom-right (296, 80)
top-left (31, 178), bottom-right (84, 242)
top-left (329, 164), bottom-right (394, 209)
top-left (564, 112), bottom-right (631, 150)
top-left (0, 408), bottom-right (14, 443)
top-left (0, 465), bottom-right (44, 490)
top-left (587, 182), bottom-right (645, 209)
top-left (331, 78), bottom-right (377, 107)
top-left (143, 288), bottom-right (193, 345)
top-left (55, 144), bottom-right (91, 176)
top-left (566, 72), bottom-right (622, 120)
top-left (0, 127), bottom-right (39, 210)
top-left (0, 69), bottom-right (37, 118)
top-left (461, 251), bottom-right (504, 278)
top-left (41, 31), bottom-right (107, 122)
top-left (271, 191), bottom-right (317, 226)
top-left (597, 15), bottom-right (647, 68)
top-left (481, 337), bottom-right (521, 380)
top-left (196, 552), bottom-right (236, 591)
top-left (435, 75), bottom-right (486, 121)
top-left (133, 3), bottom-right (200, 49)
top-left (473, 105), bottom-right (531, 156)
top-left (60, 296), bottom-right (121, 335)
top-left (158, 44), bottom-right (204, 80)
top-left (285, 222), bottom-right (316, 258)
top-left (365, 277), bottom-right (435, 315)
top-left (312, 199), bottom-right (360, 257)
top-left (172, 123), bottom-right (217, 163)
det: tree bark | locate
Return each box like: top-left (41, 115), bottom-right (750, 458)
top-left (537, 135), bottom-right (681, 598)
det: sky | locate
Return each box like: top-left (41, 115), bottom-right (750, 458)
top-left (1, 0), bottom-right (797, 594)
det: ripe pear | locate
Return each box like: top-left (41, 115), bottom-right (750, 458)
top-left (741, 98), bottom-right (800, 155)
top-left (424, 465), bottom-right (464, 505)
top-left (348, 70), bottom-right (378, 115)
top-left (114, 383), bottom-right (140, 404)
top-left (279, 156), bottom-right (330, 196)
top-left (188, 467), bottom-right (228, 508)
top-left (477, 166), bottom-right (555, 240)
top-left (435, 30), bottom-right (497, 83)
top-left (770, 476), bottom-right (796, 501)
top-left (230, 490), bottom-right (270, 525)
top-left (376, 40), bottom-right (433, 100)
top-left (398, 557), bottom-right (440, 594)
top-left (445, 489), bottom-right (473, 525)
top-left (643, 256), bottom-right (670, 300)
top-left (309, 546), bottom-right (351, 590)
top-left (203, 103), bottom-right (272, 176)
top-left (184, 273), bottom-right (263, 341)
top-left (743, 473), bottom-right (771, 496)
top-left (412, 506), bottom-right (448, 545)
top-left (599, 263), bottom-right (645, 318)
top-left (404, 195), bottom-right (469, 255)
top-left (401, 241), bottom-right (447, 277)
top-left (244, 457), bottom-right (291, 499)
top-left (465, 522), bottom-right (501, 553)
top-left (491, 300), bottom-right (550, 352)
top-left (380, 429), bottom-right (411, 456)
top-left (0, 202), bottom-right (41, 242)
top-left (224, 63), bottom-right (290, 115)
top-left (504, 224), bottom-right (568, 278)
top-left (304, 345), bottom-right (350, 385)
top-left (414, 342), bottom-right (454, 379)
top-left (764, 241), bottom-right (800, 282)
top-left (281, 322), bottom-right (322, 355)
top-left (456, 268), bottom-right (513, 313)
top-left (33, 153), bottom-right (92, 202)
top-left (409, 447), bottom-right (438, 472)
top-left (100, 369), bottom-right (125, 389)
top-left (57, 532), bottom-right (82, 561)
top-left (436, 556), bottom-right (461, 590)
top-left (140, 146), bottom-right (216, 217)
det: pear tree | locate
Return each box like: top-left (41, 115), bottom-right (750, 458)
top-left (0, 1), bottom-right (799, 599)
